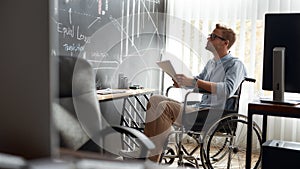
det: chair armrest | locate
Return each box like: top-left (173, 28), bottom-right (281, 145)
top-left (98, 126), bottom-right (155, 158)
top-left (111, 126), bottom-right (155, 150)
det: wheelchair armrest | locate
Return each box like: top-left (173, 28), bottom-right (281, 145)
top-left (165, 86), bottom-right (175, 97)
top-left (166, 86), bottom-right (211, 97)
top-left (98, 125), bottom-right (155, 157)
top-left (244, 77), bottom-right (256, 83)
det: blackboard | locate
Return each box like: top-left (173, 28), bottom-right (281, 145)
top-left (51, 0), bottom-right (166, 89)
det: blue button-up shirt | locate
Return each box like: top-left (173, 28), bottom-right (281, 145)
top-left (194, 53), bottom-right (247, 109)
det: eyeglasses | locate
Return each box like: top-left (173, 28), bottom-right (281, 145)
top-left (208, 33), bottom-right (227, 41)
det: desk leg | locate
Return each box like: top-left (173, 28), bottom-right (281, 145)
top-left (120, 98), bottom-right (127, 126)
top-left (134, 95), bottom-right (147, 111)
top-left (119, 92), bottom-right (153, 151)
top-left (262, 115), bottom-right (268, 143)
top-left (246, 113), bottom-right (253, 169)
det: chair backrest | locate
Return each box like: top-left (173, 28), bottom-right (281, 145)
top-left (53, 55), bottom-right (101, 150)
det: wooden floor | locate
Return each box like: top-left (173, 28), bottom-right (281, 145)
top-left (161, 142), bottom-right (261, 169)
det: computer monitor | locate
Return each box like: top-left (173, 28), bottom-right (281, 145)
top-left (262, 13), bottom-right (300, 104)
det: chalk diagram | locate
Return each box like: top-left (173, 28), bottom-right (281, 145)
top-left (52, 0), bottom-right (165, 89)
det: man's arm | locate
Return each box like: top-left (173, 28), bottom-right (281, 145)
top-left (195, 79), bottom-right (217, 93)
top-left (214, 60), bottom-right (247, 98)
top-left (174, 60), bottom-right (246, 95)
top-left (174, 74), bottom-right (217, 93)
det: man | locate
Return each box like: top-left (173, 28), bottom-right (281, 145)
top-left (144, 24), bottom-right (247, 162)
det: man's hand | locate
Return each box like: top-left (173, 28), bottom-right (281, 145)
top-left (174, 74), bottom-right (215, 93)
top-left (172, 79), bottom-right (180, 88)
top-left (174, 74), bottom-right (194, 87)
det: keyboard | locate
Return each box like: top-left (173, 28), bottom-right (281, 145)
top-left (97, 88), bottom-right (127, 95)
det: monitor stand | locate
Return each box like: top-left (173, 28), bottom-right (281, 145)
top-left (260, 98), bottom-right (300, 106)
top-left (260, 47), bottom-right (300, 106)
top-left (272, 47), bottom-right (285, 102)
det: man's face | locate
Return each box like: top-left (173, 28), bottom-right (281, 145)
top-left (205, 29), bottom-right (226, 53)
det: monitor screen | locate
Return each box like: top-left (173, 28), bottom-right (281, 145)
top-left (262, 13), bottom-right (300, 93)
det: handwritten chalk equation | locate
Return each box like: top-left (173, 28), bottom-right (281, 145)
top-left (57, 22), bottom-right (91, 44)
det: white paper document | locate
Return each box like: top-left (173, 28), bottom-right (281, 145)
top-left (156, 60), bottom-right (177, 79)
top-left (97, 88), bottom-right (127, 95)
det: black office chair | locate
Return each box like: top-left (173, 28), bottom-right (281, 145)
top-left (160, 77), bottom-right (262, 169)
top-left (53, 55), bottom-right (154, 159)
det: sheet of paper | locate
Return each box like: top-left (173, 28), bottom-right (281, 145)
top-left (96, 88), bottom-right (127, 95)
top-left (156, 60), bottom-right (177, 79)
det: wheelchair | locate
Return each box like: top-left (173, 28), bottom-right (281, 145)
top-left (160, 77), bottom-right (262, 169)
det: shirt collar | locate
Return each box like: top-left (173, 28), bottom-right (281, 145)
top-left (215, 52), bottom-right (232, 64)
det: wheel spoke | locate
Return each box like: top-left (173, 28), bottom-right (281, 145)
top-left (204, 115), bottom-right (262, 169)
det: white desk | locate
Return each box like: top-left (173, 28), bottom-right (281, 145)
top-left (97, 88), bottom-right (156, 101)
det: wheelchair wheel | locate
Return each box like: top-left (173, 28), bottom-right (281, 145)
top-left (203, 114), bottom-right (262, 169)
top-left (182, 162), bottom-right (197, 168)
